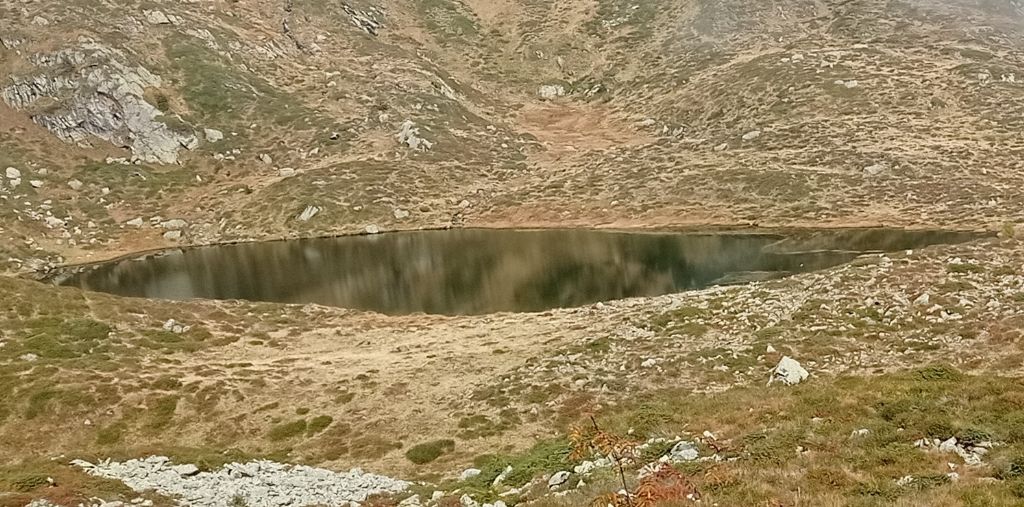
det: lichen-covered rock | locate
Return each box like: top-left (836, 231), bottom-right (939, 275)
top-left (1, 42), bottom-right (196, 164)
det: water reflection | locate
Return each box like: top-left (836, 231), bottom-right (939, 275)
top-left (62, 229), bottom-right (980, 315)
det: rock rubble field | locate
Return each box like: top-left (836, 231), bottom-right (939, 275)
top-left (70, 457), bottom-right (410, 507)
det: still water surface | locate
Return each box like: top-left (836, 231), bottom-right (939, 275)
top-left (61, 229), bottom-right (979, 315)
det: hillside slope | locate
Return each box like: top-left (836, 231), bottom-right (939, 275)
top-left (1, 0), bottom-right (1023, 270)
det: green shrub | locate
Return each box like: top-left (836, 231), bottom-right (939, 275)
top-left (405, 439), bottom-right (456, 464)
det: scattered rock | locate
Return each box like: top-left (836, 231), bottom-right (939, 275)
top-left (769, 356), bottom-right (809, 386)
top-left (259, 154), bottom-right (274, 165)
top-left (765, 344), bottom-right (777, 354)
top-left (29, 180), bottom-right (44, 188)
top-left (459, 468), bottom-right (482, 481)
top-left (126, 218), bottom-right (145, 227)
top-left (667, 441), bottom-right (699, 462)
top-left (279, 168), bottom-right (296, 177)
top-left (864, 163), bottom-right (886, 176)
top-left (19, 353), bottom-right (39, 362)
top-left (393, 209), bottom-right (410, 220)
top-left (162, 319), bottom-right (191, 334)
top-left (144, 10), bottom-right (172, 25)
top-left (397, 120), bottom-right (433, 151)
top-left (714, 143), bottom-right (728, 151)
top-left (67, 179), bottom-right (84, 191)
top-left (297, 206), bottom-right (321, 221)
top-left (741, 130), bottom-right (761, 141)
top-left (204, 128), bottom-right (224, 143)
top-left (547, 470), bottom-right (571, 488)
top-left (365, 224), bottom-right (381, 234)
top-left (160, 219), bottom-right (187, 230)
top-left (5, 167), bottom-right (20, 179)
top-left (163, 230), bottom-right (182, 241)
top-left (538, 85), bottom-right (566, 99)
top-left (491, 465), bottom-right (513, 487)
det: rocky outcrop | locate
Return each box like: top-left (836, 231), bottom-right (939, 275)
top-left (1, 42), bottom-right (197, 164)
top-left (73, 456), bottom-right (410, 507)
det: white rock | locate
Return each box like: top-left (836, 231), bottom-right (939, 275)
top-left (259, 154), bottom-right (273, 165)
top-left (19, 353), bottom-right (39, 362)
top-left (279, 167), bottom-right (296, 177)
top-left (492, 465), bottom-right (513, 487)
top-left (460, 494), bottom-right (479, 507)
top-left (365, 224), bottom-right (380, 234)
top-left (547, 471), bottom-right (571, 488)
top-left (126, 218), bottom-right (145, 227)
top-left (163, 230), bottom-right (182, 241)
top-left (770, 356), bottom-right (809, 386)
top-left (913, 293), bottom-right (930, 306)
top-left (160, 219), bottom-right (187, 230)
top-left (459, 468), bottom-right (482, 481)
top-left (30, 180), bottom-right (44, 188)
top-left (397, 120), bottom-right (433, 151)
top-left (741, 130), bottom-right (761, 141)
top-left (766, 344), bottom-right (777, 354)
top-left (67, 179), bottom-right (84, 191)
top-left (144, 10), bottom-right (172, 24)
top-left (864, 163), bottom-right (886, 176)
top-left (31, 16), bottom-right (50, 26)
top-left (714, 143), bottom-right (728, 151)
top-left (850, 428), bottom-right (871, 438)
top-left (5, 167), bottom-right (20, 179)
top-left (297, 206), bottom-right (320, 221)
top-left (203, 128), bottom-right (224, 142)
top-left (668, 441), bottom-right (699, 461)
top-left (393, 209), bottom-right (410, 219)
top-left (539, 84), bottom-right (566, 99)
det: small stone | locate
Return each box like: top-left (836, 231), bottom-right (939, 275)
top-left (30, 180), bottom-right (44, 188)
top-left (393, 209), bottom-right (410, 219)
top-left (279, 168), bottom-right (296, 177)
top-left (365, 224), bottom-right (380, 234)
top-left (766, 344), bottom-right (777, 354)
top-left (126, 218), bottom-right (145, 227)
top-left (850, 428), bottom-right (871, 438)
top-left (5, 167), bottom-right (21, 179)
top-left (204, 128), bottom-right (224, 142)
top-left (297, 206), bottom-right (320, 221)
top-left (913, 293), bottom-right (930, 306)
top-left (668, 441), bottom-right (699, 461)
top-left (144, 10), bottom-right (172, 24)
top-left (161, 219), bottom-right (188, 230)
top-left (547, 471), bottom-right (571, 488)
top-left (19, 353), bottom-right (39, 362)
top-left (714, 143), bottom-right (728, 151)
top-left (67, 179), bottom-right (84, 191)
top-left (259, 154), bottom-right (273, 165)
top-left (172, 464), bottom-right (200, 477)
top-left (460, 468), bottom-right (482, 481)
top-left (741, 130), bottom-right (761, 141)
top-left (163, 230), bottom-right (182, 241)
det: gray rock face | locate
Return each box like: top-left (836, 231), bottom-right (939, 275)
top-left (1, 42), bottom-right (196, 164)
top-left (73, 457), bottom-right (410, 507)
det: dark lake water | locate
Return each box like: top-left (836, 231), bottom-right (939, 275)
top-left (59, 228), bottom-right (980, 315)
